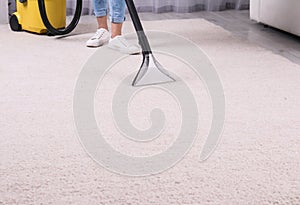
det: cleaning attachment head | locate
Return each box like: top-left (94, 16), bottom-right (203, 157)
top-left (132, 53), bottom-right (175, 86)
top-left (125, 0), bottom-right (175, 87)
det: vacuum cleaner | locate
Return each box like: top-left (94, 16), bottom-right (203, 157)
top-left (9, 0), bottom-right (174, 86)
top-left (9, 0), bottom-right (82, 35)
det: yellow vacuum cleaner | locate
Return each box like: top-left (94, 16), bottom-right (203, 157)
top-left (10, 0), bottom-right (82, 35)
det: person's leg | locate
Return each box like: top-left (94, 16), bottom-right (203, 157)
top-left (111, 22), bottom-right (122, 38)
top-left (109, 0), bottom-right (126, 38)
top-left (86, 0), bottom-right (110, 47)
top-left (94, 0), bottom-right (109, 30)
top-left (96, 16), bottom-right (108, 31)
top-left (106, 0), bottom-right (141, 54)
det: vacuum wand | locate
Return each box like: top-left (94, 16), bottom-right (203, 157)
top-left (125, 0), bottom-right (152, 54)
top-left (125, 0), bottom-right (175, 86)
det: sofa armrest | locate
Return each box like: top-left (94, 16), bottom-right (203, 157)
top-left (250, 0), bottom-right (260, 22)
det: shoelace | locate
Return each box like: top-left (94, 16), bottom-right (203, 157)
top-left (92, 30), bottom-right (105, 40)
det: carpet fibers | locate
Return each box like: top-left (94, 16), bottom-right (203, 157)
top-left (0, 16), bottom-right (299, 204)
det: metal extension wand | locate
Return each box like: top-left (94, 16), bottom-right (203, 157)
top-left (125, 0), bottom-right (175, 86)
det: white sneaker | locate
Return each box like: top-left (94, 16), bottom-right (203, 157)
top-left (108, 35), bottom-right (141, 54)
top-left (86, 28), bottom-right (110, 47)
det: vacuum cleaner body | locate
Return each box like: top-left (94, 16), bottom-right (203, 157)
top-left (10, 0), bottom-right (66, 34)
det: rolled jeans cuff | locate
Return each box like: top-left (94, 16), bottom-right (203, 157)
top-left (110, 16), bottom-right (126, 23)
top-left (94, 9), bottom-right (107, 17)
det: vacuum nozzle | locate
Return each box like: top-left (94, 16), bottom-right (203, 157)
top-left (132, 53), bottom-right (176, 87)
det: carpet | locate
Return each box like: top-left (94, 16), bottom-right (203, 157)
top-left (0, 16), bottom-right (299, 204)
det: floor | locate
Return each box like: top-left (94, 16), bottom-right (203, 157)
top-left (137, 10), bottom-right (300, 65)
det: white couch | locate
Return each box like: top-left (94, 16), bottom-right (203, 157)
top-left (250, 0), bottom-right (300, 37)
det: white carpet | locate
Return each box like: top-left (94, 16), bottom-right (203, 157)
top-left (0, 16), bottom-right (299, 204)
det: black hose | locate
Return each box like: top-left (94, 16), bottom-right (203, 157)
top-left (38, 0), bottom-right (82, 35)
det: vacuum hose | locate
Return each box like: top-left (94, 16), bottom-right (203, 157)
top-left (38, 0), bottom-right (82, 35)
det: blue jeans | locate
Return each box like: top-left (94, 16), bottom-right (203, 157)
top-left (93, 0), bottom-right (126, 23)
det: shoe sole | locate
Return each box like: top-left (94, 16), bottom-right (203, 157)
top-left (107, 44), bottom-right (141, 55)
top-left (86, 41), bottom-right (109, 48)
top-left (86, 37), bottom-right (110, 48)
